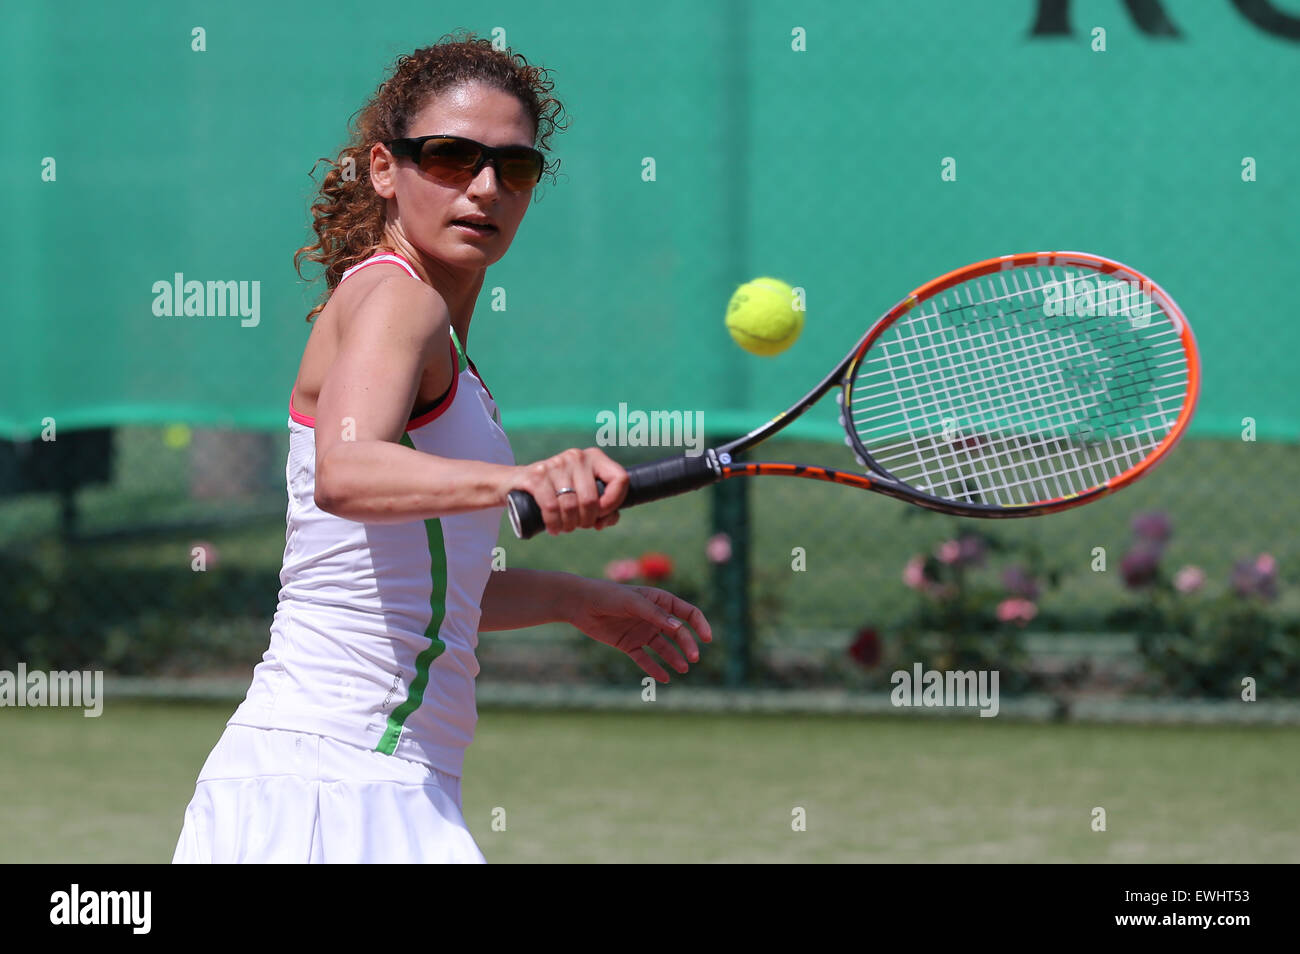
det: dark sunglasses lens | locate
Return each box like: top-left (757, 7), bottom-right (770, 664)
top-left (497, 151), bottom-right (543, 190)
top-left (418, 138), bottom-right (480, 179)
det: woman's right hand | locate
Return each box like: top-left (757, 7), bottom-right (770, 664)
top-left (508, 447), bottom-right (629, 534)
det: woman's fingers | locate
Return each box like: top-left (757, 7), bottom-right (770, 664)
top-left (567, 450), bottom-right (602, 529)
top-left (550, 449), bottom-right (583, 534)
top-left (522, 448), bottom-right (628, 534)
top-left (635, 586), bottom-right (713, 650)
top-left (585, 446), bottom-right (629, 513)
top-left (649, 633), bottom-right (690, 673)
top-left (627, 646), bottom-right (671, 684)
top-left (669, 595), bottom-right (712, 644)
top-left (517, 460), bottom-right (565, 535)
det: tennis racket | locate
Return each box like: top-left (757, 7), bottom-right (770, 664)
top-left (507, 251), bottom-right (1200, 540)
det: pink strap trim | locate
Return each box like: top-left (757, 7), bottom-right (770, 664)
top-left (407, 339), bottom-right (460, 429)
top-left (289, 392), bottom-right (316, 427)
top-left (337, 251), bottom-right (420, 286)
top-left (290, 253), bottom-right (463, 431)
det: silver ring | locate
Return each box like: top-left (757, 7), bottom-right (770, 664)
top-left (555, 487), bottom-right (576, 496)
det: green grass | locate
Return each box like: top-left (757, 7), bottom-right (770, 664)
top-left (2, 701), bottom-right (1297, 863)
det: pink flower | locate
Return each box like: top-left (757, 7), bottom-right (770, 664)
top-left (1173, 565), bottom-right (1205, 594)
top-left (1256, 553), bottom-right (1276, 576)
top-left (935, 535), bottom-right (985, 567)
top-left (190, 541), bottom-right (219, 569)
top-left (996, 598), bottom-right (1038, 625)
top-left (604, 559), bottom-right (639, 583)
top-left (705, 533), bottom-right (732, 564)
top-left (903, 555), bottom-right (927, 590)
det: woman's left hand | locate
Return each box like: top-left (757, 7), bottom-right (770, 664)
top-left (565, 579), bottom-right (713, 683)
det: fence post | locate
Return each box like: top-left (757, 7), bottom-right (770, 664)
top-left (712, 473), bottom-right (753, 686)
top-left (714, 0), bottom-right (753, 686)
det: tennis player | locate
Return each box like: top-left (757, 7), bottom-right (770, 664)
top-left (172, 34), bottom-right (711, 864)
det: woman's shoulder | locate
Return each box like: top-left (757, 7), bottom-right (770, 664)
top-left (328, 254), bottom-right (448, 338)
top-left (338, 251), bottom-right (421, 285)
top-left (333, 252), bottom-right (429, 310)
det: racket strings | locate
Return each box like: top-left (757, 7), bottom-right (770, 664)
top-left (874, 305), bottom-right (1175, 503)
top-left (856, 322), bottom-right (1185, 454)
top-left (861, 270), bottom-right (1184, 503)
top-left (848, 265), bottom-right (1193, 506)
top-left (854, 323), bottom-right (1172, 432)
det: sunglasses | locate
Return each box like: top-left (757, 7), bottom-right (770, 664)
top-left (386, 134), bottom-right (545, 192)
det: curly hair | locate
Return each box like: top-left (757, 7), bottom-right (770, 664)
top-left (294, 31), bottom-right (568, 322)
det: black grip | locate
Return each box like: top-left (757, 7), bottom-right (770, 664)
top-left (507, 452), bottom-right (720, 539)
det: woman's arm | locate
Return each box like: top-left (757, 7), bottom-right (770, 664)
top-left (312, 274), bottom-right (628, 529)
top-left (318, 441), bottom-right (519, 524)
top-left (478, 567), bottom-right (580, 631)
top-left (480, 568), bottom-right (713, 683)
top-left (313, 274), bottom-right (497, 523)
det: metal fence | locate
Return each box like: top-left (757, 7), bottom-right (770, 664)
top-left (2, 425), bottom-right (1295, 699)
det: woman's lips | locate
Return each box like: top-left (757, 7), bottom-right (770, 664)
top-left (451, 220), bottom-right (498, 238)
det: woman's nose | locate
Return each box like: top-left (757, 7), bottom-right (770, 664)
top-left (466, 161), bottom-right (501, 196)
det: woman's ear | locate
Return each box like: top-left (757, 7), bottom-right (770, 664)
top-left (369, 142), bottom-right (398, 199)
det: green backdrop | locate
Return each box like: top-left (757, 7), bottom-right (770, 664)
top-left (4, 0), bottom-right (1297, 442)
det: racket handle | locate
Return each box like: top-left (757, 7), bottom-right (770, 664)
top-left (507, 451), bottom-right (721, 539)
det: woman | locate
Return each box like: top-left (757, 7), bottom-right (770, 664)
top-left (173, 34), bottom-right (711, 864)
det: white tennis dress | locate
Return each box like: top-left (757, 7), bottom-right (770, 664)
top-left (173, 252), bottom-right (514, 864)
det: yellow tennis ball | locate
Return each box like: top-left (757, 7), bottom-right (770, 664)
top-left (725, 277), bottom-right (804, 356)
top-left (163, 424), bottom-right (192, 449)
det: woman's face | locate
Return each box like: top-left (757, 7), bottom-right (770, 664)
top-left (373, 82), bottom-right (538, 270)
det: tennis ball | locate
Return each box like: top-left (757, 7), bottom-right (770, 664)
top-left (725, 277), bottom-right (803, 356)
top-left (163, 424), bottom-right (192, 449)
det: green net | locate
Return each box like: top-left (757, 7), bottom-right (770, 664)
top-left (2, 1), bottom-right (1296, 441)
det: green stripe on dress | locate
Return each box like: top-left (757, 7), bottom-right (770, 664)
top-left (451, 327), bottom-right (468, 373)
top-left (375, 430), bottom-right (449, 755)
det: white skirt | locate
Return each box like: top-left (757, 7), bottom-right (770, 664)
top-left (172, 724), bottom-right (485, 864)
